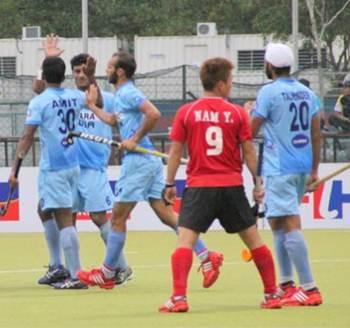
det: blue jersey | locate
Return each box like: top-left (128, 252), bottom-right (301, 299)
top-left (114, 81), bottom-right (155, 152)
top-left (25, 87), bottom-right (85, 171)
top-left (252, 78), bottom-right (319, 176)
top-left (76, 91), bottom-right (114, 170)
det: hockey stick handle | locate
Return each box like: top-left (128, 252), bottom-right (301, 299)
top-left (67, 131), bottom-right (189, 165)
top-left (308, 162), bottom-right (350, 190)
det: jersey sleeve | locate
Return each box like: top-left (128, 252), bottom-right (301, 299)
top-left (25, 99), bottom-right (42, 125)
top-left (123, 88), bottom-right (147, 111)
top-left (238, 107), bottom-right (253, 142)
top-left (170, 105), bottom-right (187, 142)
top-left (252, 87), bottom-right (270, 119)
top-left (102, 92), bottom-right (115, 114)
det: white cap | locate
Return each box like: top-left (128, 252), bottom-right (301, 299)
top-left (265, 43), bottom-right (294, 68)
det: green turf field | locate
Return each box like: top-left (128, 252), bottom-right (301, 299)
top-left (0, 230), bottom-right (349, 328)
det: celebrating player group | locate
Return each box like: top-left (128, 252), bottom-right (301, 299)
top-left (8, 34), bottom-right (323, 311)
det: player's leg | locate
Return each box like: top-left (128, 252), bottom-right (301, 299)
top-left (39, 167), bottom-right (85, 289)
top-left (90, 211), bottom-right (132, 285)
top-left (266, 175), bottom-right (322, 306)
top-left (159, 226), bottom-right (198, 313)
top-left (160, 187), bottom-right (218, 312)
top-left (37, 204), bottom-right (69, 285)
top-left (279, 215), bottom-right (322, 306)
top-left (150, 199), bottom-right (222, 287)
top-left (77, 201), bottom-right (136, 289)
top-left (218, 186), bottom-right (280, 309)
top-left (265, 175), bottom-right (295, 293)
top-left (78, 167), bottom-right (132, 284)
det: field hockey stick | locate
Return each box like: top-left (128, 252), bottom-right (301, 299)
top-left (307, 162), bottom-right (350, 190)
top-left (67, 131), bottom-right (189, 164)
top-left (241, 141), bottom-right (264, 262)
top-left (0, 154), bottom-right (23, 216)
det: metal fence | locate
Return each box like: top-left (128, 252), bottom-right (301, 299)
top-left (0, 65), bottom-right (349, 166)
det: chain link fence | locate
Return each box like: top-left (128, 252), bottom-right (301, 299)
top-left (0, 66), bottom-right (348, 166)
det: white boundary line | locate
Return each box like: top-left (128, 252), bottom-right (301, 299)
top-left (0, 258), bottom-right (349, 274)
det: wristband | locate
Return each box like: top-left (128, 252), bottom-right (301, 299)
top-left (165, 183), bottom-right (175, 188)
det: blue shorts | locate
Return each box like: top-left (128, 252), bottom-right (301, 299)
top-left (73, 168), bottom-right (115, 213)
top-left (116, 154), bottom-right (164, 202)
top-left (265, 174), bottom-right (307, 218)
top-left (38, 166), bottom-right (80, 211)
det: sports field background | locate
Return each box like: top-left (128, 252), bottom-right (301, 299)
top-left (0, 230), bottom-right (349, 328)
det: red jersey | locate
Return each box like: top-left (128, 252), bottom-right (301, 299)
top-left (170, 97), bottom-right (252, 187)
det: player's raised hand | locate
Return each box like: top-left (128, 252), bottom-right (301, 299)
top-left (86, 84), bottom-right (98, 107)
top-left (42, 33), bottom-right (64, 57)
top-left (83, 56), bottom-right (96, 80)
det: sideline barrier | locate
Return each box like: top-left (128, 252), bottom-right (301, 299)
top-left (0, 164), bottom-right (349, 233)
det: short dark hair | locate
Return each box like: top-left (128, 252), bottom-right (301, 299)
top-left (113, 51), bottom-right (136, 78)
top-left (70, 53), bottom-right (89, 70)
top-left (200, 57), bottom-right (233, 91)
top-left (272, 66), bottom-right (291, 76)
top-left (42, 57), bottom-right (65, 84)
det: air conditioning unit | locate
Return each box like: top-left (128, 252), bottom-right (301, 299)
top-left (22, 26), bottom-right (41, 39)
top-left (197, 23), bottom-right (217, 37)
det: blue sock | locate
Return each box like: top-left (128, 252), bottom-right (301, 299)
top-left (103, 230), bottom-right (126, 271)
top-left (284, 230), bottom-right (315, 289)
top-left (193, 239), bottom-right (209, 262)
top-left (42, 219), bottom-right (61, 267)
top-left (272, 229), bottom-right (293, 283)
top-left (60, 226), bottom-right (81, 279)
top-left (172, 224), bottom-right (208, 262)
top-left (99, 221), bottom-right (110, 245)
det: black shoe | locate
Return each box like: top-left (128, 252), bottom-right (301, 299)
top-left (115, 266), bottom-right (134, 286)
top-left (52, 278), bottom-right (88, 289)
top-left (38, 265), bottom-right (70, 285)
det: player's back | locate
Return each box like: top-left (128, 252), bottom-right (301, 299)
top-left (26, 87), bottom-right (85, 171)
top-left (255, 78), bottom-right (319, 175)
top-left (172, 97), bottom-right (252, 187)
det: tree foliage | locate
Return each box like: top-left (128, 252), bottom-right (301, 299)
top-left (0, 0), bottom-right (350, 70)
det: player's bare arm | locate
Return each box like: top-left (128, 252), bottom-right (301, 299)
top-left (8, 125), bottom-right (37, 189)
top-left (250, 116), bottom-right (264, 137)
top-left (163, 141), bottom-right (184, 205)
top-left (306, 114), bottom-right (321, 192)
top-left (121, 100), bottom-right (161, 151)
top-left (242, 140), bottom-right (264, 203)
top-left (86, 85), bottom-right (118, 126)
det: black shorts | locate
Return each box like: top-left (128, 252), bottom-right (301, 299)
top-left (178, 186), bottom-right (256, 234)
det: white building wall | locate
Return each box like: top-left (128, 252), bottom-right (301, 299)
top-left (135, 35), bottom-right (230, 73)
top-left (0, 37), bottom-right (119, 76)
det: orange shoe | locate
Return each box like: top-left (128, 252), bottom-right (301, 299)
top-left (260, 293), bottom-right (282, 309)
top-left (159, 296), bottom-right (189, 313)
top-left (77, 268), bottom-right (115, 290)
top-left (198, 251), bottom-right (224, 288)
top-left (281, 287), bottom-right (323, 306)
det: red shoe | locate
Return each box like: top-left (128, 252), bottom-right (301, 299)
top-left (277, 281), bottom-right (298, 298)
top-left (159, 296), bottom-right (189, 313)
top-left (198, 251), bottom-right (224, 288)
top-left (260, 293), bottom-right (282, 309)
top-left (281, 287), bottom-right (323, 306)
top-left (77, 268), bottom-right (115, 290)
